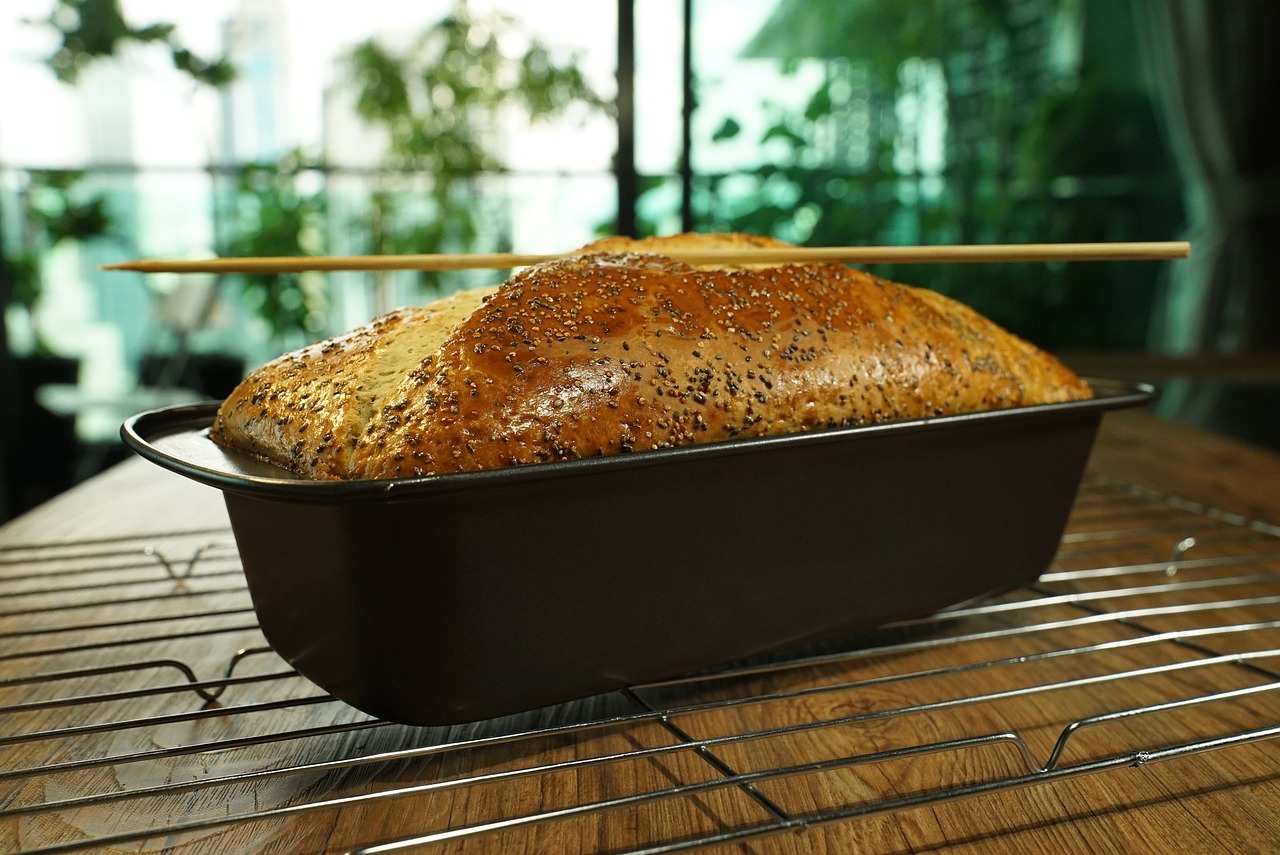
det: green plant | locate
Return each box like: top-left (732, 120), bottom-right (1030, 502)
top-left (8, 170), bottom-right (114, 355)
top-left (341, 0), bottom-right (608, 295)
top-left (218, 152), bottom-right (329, 346)
top-left (655, 0), bottom-right (1180, 350)
top-left (5, 2), bottom-right (236, 356)
top-left (30, 0), bottom-right (234, 86)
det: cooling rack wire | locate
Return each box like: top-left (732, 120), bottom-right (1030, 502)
top-left (2, 474), bottom-right (1279, 853)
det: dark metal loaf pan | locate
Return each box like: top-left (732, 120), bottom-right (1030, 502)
top-left (123, 378), bottom-right (1156, 726)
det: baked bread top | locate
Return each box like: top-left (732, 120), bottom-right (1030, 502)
top-left (210, 233), bottom-right (1092, 479)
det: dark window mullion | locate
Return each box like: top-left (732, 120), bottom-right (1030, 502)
top-left (615, 0), bottom-right (637, 237)
top-left (680, 0), bottom-right (695, 232)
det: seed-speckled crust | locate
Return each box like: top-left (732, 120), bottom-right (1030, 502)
top-left (210, 288), bottom-right (493, 479)
top-left (212, 234), bottom-right (1092, 480)
top-left (347, 238), bottom-right (1091, 479)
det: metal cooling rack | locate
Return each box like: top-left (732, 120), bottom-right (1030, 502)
top-left (2, 475), bottom-right (1279, 853)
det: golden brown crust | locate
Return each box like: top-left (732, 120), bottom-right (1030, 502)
top-left (210, 288), bottom-right (494, 479)
top-left (211, 234), bottom-right (1092, 480)
top-left (580, 232), bottom-right (789, 268)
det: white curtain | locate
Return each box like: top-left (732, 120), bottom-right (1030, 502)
top-left (1133, 0), bottom-right (1280, 429)
top-left (1136, 0), bottom-right (1280, 352)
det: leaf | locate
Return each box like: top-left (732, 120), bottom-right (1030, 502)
top-left (30, 0), bottom-right (234, 87)
top-left (711, 117), bottom-right (741, 142)
top-left (804, 81), bottom-right (831, 122)
top-left (345, 41), bottom-right (412, 122)
top-left (761, 122), bottom-right (807, 150)
top-left (130, 23), bottom-right (174, 43)
top-left (8, 253), bottom-right (43, 311)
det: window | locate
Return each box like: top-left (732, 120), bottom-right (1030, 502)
top-left (4, 0), bottom-right (1275, 515)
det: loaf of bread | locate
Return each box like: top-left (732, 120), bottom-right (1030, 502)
top-left (210, 233), bottom-right (1092, 480)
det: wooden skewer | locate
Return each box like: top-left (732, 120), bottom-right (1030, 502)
top-left (101, 241), bottom-right (1190, 275)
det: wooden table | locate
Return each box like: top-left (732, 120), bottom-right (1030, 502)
top-left (2, 409), bottom-right (1279, 853)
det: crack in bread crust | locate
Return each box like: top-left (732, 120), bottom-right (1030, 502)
top-left (209, 287), bottom-right (494, 478)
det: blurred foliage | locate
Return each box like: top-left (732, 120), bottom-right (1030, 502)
top-left (340, 0), bottom-right (608, 294)
top-left (217, 153), bottom-right (329, 345)
top-left (742, 0), bottom-right (1004, 82)
top-left (7, 1), bottom-right (234, 357)
top-left (12, 0), bottom-right (606, 351)
top-left (29, 0), bottom-right (235, 87)
top-left (664, 0), bottom-right (1184, 350)
top-left (208, 1), bottom-right (607, 345)
top-left (8, 170), bottom-right (115, 354)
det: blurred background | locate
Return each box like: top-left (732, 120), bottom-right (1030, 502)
top-left (1, 0), bottom-right (1277, 519)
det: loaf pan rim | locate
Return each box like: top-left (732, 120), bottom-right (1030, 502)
top-left (122, 377), bottom-right (1157, 502)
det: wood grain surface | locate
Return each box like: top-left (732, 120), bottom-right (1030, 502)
top-left (1, 407), bottom-right (1279, 853)
top-left (1086, 409), bottom-right (1280, 522)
